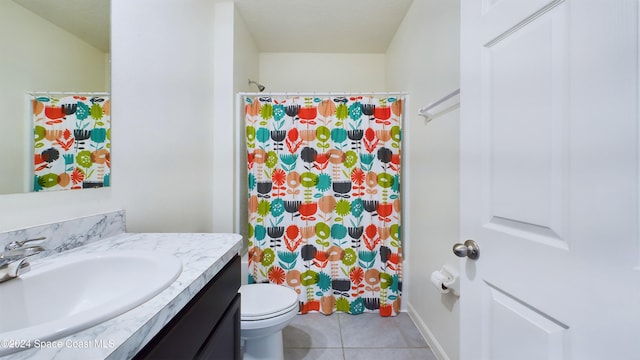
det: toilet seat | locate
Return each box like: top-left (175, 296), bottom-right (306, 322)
top-left (240, 284), bottom-right (299, 321)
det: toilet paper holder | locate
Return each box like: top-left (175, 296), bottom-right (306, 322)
top-left (431, 264), bottom-right (460, 296)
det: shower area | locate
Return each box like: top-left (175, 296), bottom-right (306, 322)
top-left (240, 92), bottom-right (405, 317)
top-left (227, 0), bottom-right (417, 319)
top-left (215, 0), bottom-right (460, 357)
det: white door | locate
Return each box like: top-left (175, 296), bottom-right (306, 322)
top-left (460, 1), bottom-right (640, 359)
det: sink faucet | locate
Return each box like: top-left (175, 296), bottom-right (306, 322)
top-left (0, 237), bottom-right (46, 283)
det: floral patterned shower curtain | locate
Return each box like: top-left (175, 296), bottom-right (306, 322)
top-left (32, 94), bottom-right (111, 191)
top-left (245, 94), bottom-right (403, 316)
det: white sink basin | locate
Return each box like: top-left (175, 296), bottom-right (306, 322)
top-left (0, 250), bottom-right (182, 355)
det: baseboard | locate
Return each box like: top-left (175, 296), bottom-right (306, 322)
top-left (406, 303), bottom-right (451, 360)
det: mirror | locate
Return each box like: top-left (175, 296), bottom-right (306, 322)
top-left (0, 0), bottom-right (110, 194)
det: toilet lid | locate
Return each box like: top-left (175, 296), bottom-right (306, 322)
top-left (240, 284), bottom-right (298, 320)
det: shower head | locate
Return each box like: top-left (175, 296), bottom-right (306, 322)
top-left (248, 79), bottom-right (266, 92)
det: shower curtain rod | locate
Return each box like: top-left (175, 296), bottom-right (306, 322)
top-left (238, 91), bottom-right (408, 96)
top-left (28, 91), bottom-right (110, 96)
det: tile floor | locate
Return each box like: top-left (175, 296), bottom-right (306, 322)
top-left (282, 312), bottom-right (438, 360)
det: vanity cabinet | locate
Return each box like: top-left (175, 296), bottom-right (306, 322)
top-left (134, 255), bottom-right (241, 360)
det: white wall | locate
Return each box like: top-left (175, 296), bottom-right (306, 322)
top-left (211, 1), bottom-right (236, 234)
top-left (111, 0), bottom-right (217, 232)
top-left (234, 9), bottom-right (260, 95)
top-left (230, 4), bottom-right (259, 285)
top-left (232, 6), bottom-right (259, 241)
top-left (259, 53), bottom-right (386, 92)
top-left (0, 1), bottom-right (108, 195)
top-left (211, 1), bottom-right (260, 235)
top-left (386, 1), bottom-right (461, 359)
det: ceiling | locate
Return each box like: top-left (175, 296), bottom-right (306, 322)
top-left (12, 0), bottom-right (110, 53)
top-left (10, 0), bottom-right (413, 55)
top-left (235, 0), bottom-right (414, 53)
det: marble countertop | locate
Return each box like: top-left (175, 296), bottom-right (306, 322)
top-left (1, 232), bottom-right (243, 360)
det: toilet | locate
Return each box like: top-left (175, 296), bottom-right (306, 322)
top-left (239, 284), bottom-right (299, 360)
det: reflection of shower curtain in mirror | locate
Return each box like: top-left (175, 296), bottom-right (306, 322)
top-left (31, 94), bottom-right (111, 192)
top-left (245, 94), bottom-right (403, 316)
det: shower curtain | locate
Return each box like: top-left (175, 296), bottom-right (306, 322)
top-left (245, 94), bottom-right (403, 316)
top-left (31, 94), bottom-right (111, 191)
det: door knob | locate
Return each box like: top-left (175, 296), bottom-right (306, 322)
top-left (452, 240), bottom-right (480, 260)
